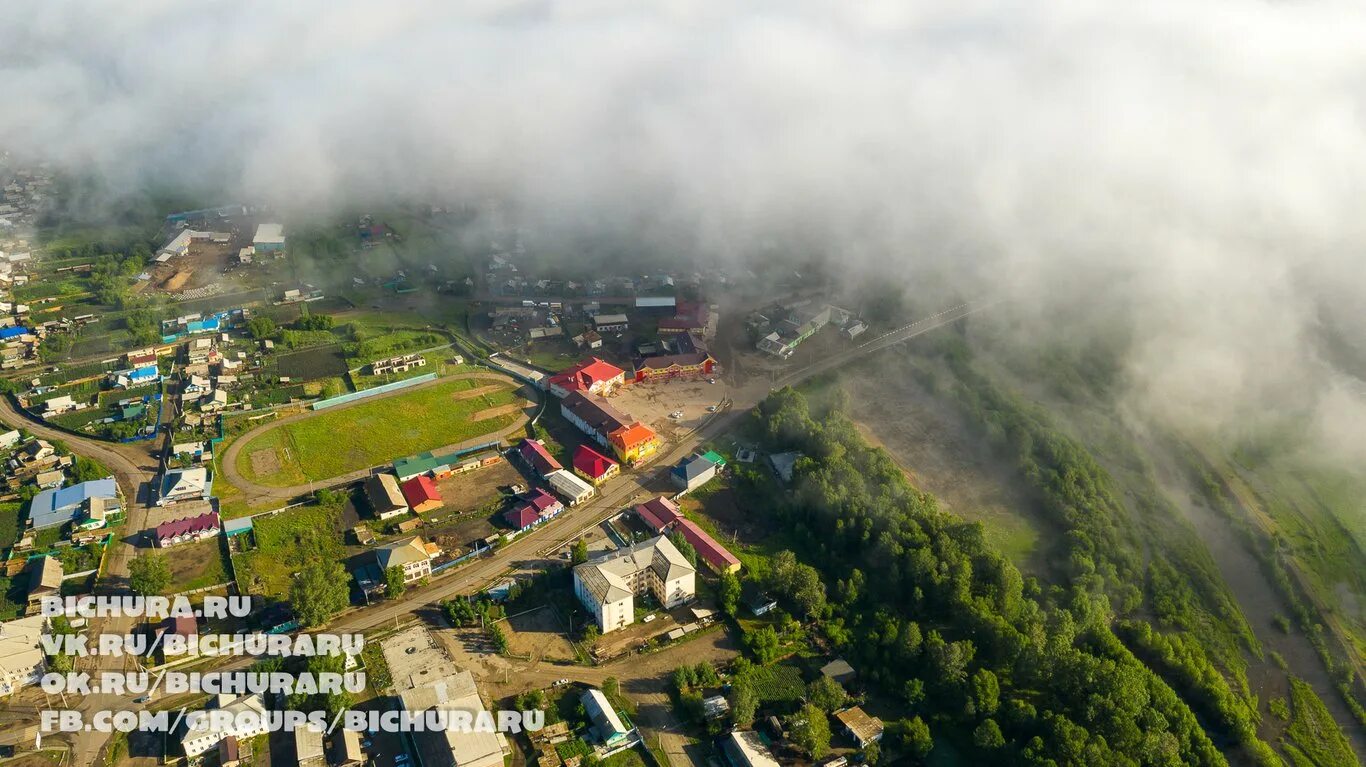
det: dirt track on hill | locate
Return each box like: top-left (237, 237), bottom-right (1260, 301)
top-left (219, 371), bottom-right (534, 505)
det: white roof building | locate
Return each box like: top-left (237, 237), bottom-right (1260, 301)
top-left (573, 536), bottom-right (695, 633)
top-left (724, 731), bottom-right (780, 767)
top-left (545, 469), bottom-right (595, 506)
top-left (383, 627), bottom-right (509, 767)
top-left (253, 223), bottom-right (285, 249)
top-left (0, 615), bottom-right (48, 697)
top-left (181, 693), bottom-right (270, 757)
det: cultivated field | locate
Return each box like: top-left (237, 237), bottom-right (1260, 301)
top-left (233, 376), bottom-right (532, 487)
top-left (276, 344), bottom-right (349, 380)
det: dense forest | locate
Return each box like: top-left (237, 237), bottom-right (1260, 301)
top-left (738, 384), bottom-right (1284, 765)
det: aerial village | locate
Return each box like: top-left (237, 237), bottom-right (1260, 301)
top-left (0, 177), bottom-right (900, 767)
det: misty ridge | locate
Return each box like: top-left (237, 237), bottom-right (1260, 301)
top-left (5, 0), bottom-right (1366, 469)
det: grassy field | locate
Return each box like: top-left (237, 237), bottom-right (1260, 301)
top-left (233, 502), bottom-right (345, 598)
top-left (235, 377), bottom-right (527, 486)
top-left (1282, 678), bottom-right (1356, 767)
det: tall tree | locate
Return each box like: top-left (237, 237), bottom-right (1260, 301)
top-left (129, 553), bottom-right (171, 596)
top-left (787, 703), bottom-right (831, 759)
top-left (293, 561), bottom-right (349, 627)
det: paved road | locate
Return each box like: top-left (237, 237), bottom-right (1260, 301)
top-left (218, 371), bottom-right (534, 505)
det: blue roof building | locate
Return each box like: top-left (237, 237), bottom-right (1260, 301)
top-left (29, 478), bottom-right (119, 530)
top-left (0, 326), bottom-right (30, 341)
top-left (185, 317), bottom-right (221, 334)
top-left (671, 455), bottom-right (717, 492)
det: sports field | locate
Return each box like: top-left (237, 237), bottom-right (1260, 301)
top-left (235, 376), bottom-right (529, 486)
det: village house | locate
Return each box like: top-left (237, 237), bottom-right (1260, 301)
top-left (370, 354), bottom-right (427, 376)
top-left (633, 333), bottom-right (716, 384)
top-left (365, 473), bottom-right (409, 520)
top-left (592, 313), bottom-right (629, 333)
top-left (157, 467), bottom-right (212, 506)
top-left (375, 536), bottom-right (434, 583)
top-left (400, 475), bottom-right (444, 514)
top-left (547, 358), bottom-right (626, 399)
top-left (634, 496), bottom-right (740, 573)
top-left (834, 707), bottom-right (884, 749)
top-left (545, 469), bottom-right (595, 506)
top-left (608, 422), bottom-right (660, 465)
top-left (504, 488), bottom-right (564, 531)
top-left (515, 439), bottom-right (563, 477)
top-left (154, 510), bottom-right (221, 547)
top-left (25, 556), bottom-right (63, 609)
top-left (671, 454), bottom-right (717, 493)
top-left (560, 392), bottom-right (632, 450)
top-left (179, 693), bottom-right (270, 758)
top-left (0, 614), bottom-right (48, 697)
top-left (28, 477), bottom-right (119, 531)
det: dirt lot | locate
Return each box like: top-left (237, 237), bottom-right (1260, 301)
top-left (149, 239), bottom-right (245, 292)
top-left (612, 378), bottom-right (727, 443)
top-left (435, 460), bottom-right (523, 511)
top-left (501, 604), bottom-right (578, 662)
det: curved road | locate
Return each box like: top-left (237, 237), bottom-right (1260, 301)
top-left (0, 395), bottom-right (159, 589)
top-left (220, 371), bottom-right (536, 504)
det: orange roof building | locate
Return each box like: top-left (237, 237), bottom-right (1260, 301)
top-left (609, 422), bottom-right (660, 465)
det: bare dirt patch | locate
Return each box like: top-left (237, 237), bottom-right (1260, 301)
top-left (435, 460), bottom-right (524, 511)
top-left (162, 269), bottom-right (193, 291)
top-left (502, 605), bottom-right (578, 662)
top-left (471, 403), bottom-right (523, 421)
top-left (450, 384), bottom-right (503, 401)
top-left (249, 449), bottom-right (281, 477)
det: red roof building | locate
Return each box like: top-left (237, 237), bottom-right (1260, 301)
top-left (573, 445), bottom-right (620, 485)
top-left (548, 358), bottom-right (626, 398)
top-left (154, 511), bottom-right (220, 548)
top-left (633, 497), bottom-right (739, 573)
top-left (676, 518), bottom-right (741, 574)
top-left (504, 505), bottom-right (540, 530)
top-left (517, 439), bottom-right (563, 477)
top-left (400, 476), bottom-right (444, 514)
top-left (635, 496), bottom-right (683, 532)
top-left (504, 488), bottom-right (564, 531)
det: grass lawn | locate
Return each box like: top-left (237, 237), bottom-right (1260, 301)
top-left (168, 538), bottom-right (232, 592)
top-left (233, 502), bottom-right (345, 599)
top-left (0, 501), bottom-right (24, 551)
top-left (235, 377), bottom-right (527, 486)
top-left (600, 748), bottom-right (650, 767)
